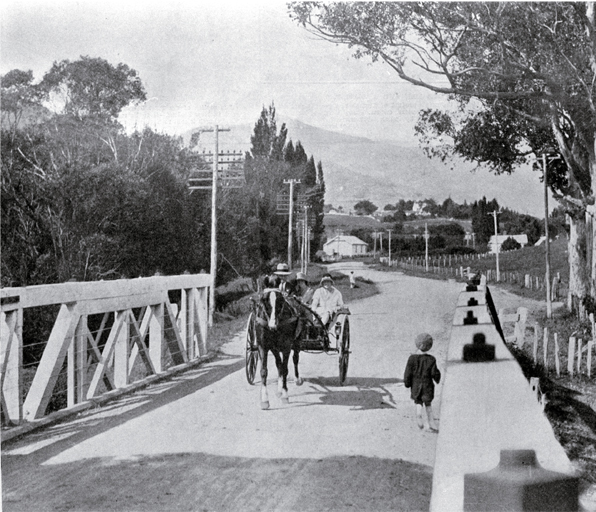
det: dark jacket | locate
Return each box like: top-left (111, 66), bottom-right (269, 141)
top-left (404, 353), bottom-right (441, 405)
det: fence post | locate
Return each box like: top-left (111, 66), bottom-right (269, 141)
top-left (554, 333), bottom-right (560, 377)
top-left (568, 337), bottom-right (576, 376)
top-left (533, 327), bottom-right (539, 364)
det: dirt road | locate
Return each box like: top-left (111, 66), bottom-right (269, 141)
top-left (2, 267), bottom-right (531, 511)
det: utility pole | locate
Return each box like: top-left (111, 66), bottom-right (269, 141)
top-left (301, 205), bottom-right (310, 273)
top-left (425, 223), bottom-right (429, 271)
top-left (489, 210), bottom-right (500, 282)
top-left (543, 153), bottom-right (552, 319)
top-left (372, 232), bottom-right (377, 259)
top-left (188, 125), bottom-right (242, 328)
top-left (387, 229), bottom-right (393, 265)
top-left (283, 179), bottom-right (301, 269)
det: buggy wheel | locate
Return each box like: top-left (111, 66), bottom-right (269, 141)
top-left (245, 312), bottom-right (259, 385)
top-left (338, 316), bottom-right (350, 385)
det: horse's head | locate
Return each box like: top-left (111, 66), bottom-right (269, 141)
top-left (253, 288), bottom-right (291, 331)
top-left (266, 289), bottom-right (283, 330)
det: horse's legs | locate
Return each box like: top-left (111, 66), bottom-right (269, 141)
top-left (273, 350), bottom-right (290, 403)
top-left (293, 345), bottom-right (303, 386)
top-left (260, 346), bottom-right (270, 410)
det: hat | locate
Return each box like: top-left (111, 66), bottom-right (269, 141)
top-left (274, 263), bottom-right (291, 276)
top-left (296, 272), bottom-right (307, 282)
top-left (415, 333), bottom-right (433, 352)
top-left (320, 274), bottom-right (334, 285)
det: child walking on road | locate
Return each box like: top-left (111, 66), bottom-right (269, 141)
top-left (404, 333), bottom-right (441, 433)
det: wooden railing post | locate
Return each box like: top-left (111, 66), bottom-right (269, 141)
top-left (197, 287), bottom-right (208, 355)
top-left (180, 289), bottom-right (189, 355)
top-left (1, 306), bottom-right (23, 423)
top-left (23, 303), bottom-right (79, 420)
top-left (149, 304), bottom-right (164, 373)
top-left (186, 288), bottom-right (197, 360)
top-left (113, 310), bottom-right (130, 388)
top-left (68, 315), bottom-right (88, 407)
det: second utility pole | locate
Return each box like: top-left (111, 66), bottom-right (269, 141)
top-left (543, 154), bottom-right (552, 319)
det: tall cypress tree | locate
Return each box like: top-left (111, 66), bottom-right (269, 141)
top-left (472, 196), bottom-right (499, 246)
top-left (309, 161), bottom-right (326, 258)
top-left (244, 104), bottom-right (291, 271)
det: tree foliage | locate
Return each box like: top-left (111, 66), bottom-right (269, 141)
top-left (240, 104), bottom-right (326, 274)
top-left (501, 237), bottom-right (522, 252)
top-left (40, 56), bottom-right (146, 120)
top-left (289, 2), bottom-right (596, 310)
top-left (354, 199), bottom-right (378, 216)
top-left (1, 58), bottom-right (199, 286)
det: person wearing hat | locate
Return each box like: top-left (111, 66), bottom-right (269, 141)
top-left (294, 272), bottom-right (314, 305)
top-left (310, 273), bottom-right (344, 326)
top-left (403, 333), bottom-right (441, 433)
top-left (273, 262), bottom-right (294, 295)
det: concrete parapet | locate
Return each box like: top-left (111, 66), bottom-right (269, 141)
top-left (430, 286), bottom-right (576, 511)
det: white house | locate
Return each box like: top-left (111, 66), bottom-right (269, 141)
top-left (323, 235), bottom-right (368, 257)
top-left (489, 234), bottom-right (529, 254)
top-left (412, 201), bottom-right (431, 217)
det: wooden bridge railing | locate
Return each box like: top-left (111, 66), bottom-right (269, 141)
top-left (1, 274), bottom-right (210, 425)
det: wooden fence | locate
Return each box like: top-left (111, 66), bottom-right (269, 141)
top-left (1, 274), bottom-right (210, 426)
top-left (522, 313), bottom-right (596, 378)
top-left (391, 256), bottom-right (564, 300)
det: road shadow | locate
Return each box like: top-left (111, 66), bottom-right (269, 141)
top-left (2, 451), bottom-right (432, 512)
top-left (297, 376), bottom-right (403, 410)
top-left (2, 353), bottom-right (244, 468)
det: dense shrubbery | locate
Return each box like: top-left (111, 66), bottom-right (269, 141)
top-left (2, 60), bottom-right (325, 287)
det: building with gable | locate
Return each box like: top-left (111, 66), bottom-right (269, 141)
top-left (323, 235), bottom-right (368, 258)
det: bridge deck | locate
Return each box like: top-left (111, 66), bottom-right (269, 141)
top-left (2, 269), bottom-right (548, 511)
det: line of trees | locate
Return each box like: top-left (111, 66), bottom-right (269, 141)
top-left (1, 58), bottom-right (325, 287)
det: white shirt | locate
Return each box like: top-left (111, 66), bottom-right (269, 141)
top-left (311, 285), bottom-right (344, 315)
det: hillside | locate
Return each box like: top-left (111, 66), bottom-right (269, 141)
top-left (323, 214), bottom-right (473, 240)
top-left (184, 118), bottom-right (547, 218)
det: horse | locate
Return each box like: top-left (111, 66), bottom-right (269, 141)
top-left (253, 282), bottom-right (300, 409)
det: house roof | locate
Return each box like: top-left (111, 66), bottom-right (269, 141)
top-left (324, 235), bottom-right (368, 246)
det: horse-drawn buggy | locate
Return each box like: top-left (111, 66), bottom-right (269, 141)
top-left (245, 282), bottom-right (351, 409)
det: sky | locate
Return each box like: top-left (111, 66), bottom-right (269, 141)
top-left (1, 0), bottom-right (449, 143)
top-left (1, 0), bottom-right (551, 217)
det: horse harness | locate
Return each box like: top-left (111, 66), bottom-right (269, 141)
top-left (253, 289), bottom-right (298, 329)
